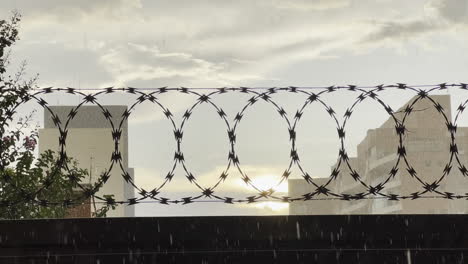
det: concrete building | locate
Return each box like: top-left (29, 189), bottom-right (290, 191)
top-left (289, 95), bottom-right (468, 215)
top-left (39, 105), bottom-right (135, 217)
top-left (289, 178), bottom-right (339, 215)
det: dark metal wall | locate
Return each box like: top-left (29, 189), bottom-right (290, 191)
top-left (0, 215), bottom-right (466, 263)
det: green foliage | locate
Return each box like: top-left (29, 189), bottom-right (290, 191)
top-left (0, 11), bottom-right (116, 219)
top-left (0, 11), bottom-right (20, 75)
top-left (93, 195), bottom-right (117, 218)
top-left (0, 149), bottom-right (86, 219)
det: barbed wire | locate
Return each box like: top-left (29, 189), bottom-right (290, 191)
top-left (1, 83), bottom-right (468, 208)
top-left (24, 83), bottom-right (465, 91)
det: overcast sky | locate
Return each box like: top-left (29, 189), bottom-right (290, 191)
top-left (1, 0), bottom-right (468, 216)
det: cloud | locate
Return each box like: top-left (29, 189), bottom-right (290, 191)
top-left (360, 0), bottom-right (468, 45)
top-left (3, 0), bottom-right (467, 91)
top-left (98, 42), bottom-right (265, 87)
top-left (270, 0), bottom-right (350, 11)
top-left (0, 0), bottom-right (390, 89)
top-left (250, 201), bottom-right (289, 213)
top-left (427, 0), bottom-right (468, 24)
top-left (100, 43), bottom-right (218, 83)
top-left (362, 19), bottom-right (441, 43)
top-left (133, 164), bottom-right (290, 215)
top-left (4, 0), bottom-right (142, 22)
top-left (127, 93), bottom-right (195, 124)
top-left (4, 39), bottom-right (113, 88)
top-left (134, 165), bottom-right (288, 193)
top-left (134, 197), bottom-right (288, 216)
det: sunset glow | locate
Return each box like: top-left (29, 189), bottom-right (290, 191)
top-left (237, 174), bottom-right (288, 193)
top-left (253, 201), bottom-right (289, 212)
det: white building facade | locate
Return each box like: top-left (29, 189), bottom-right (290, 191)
top-left (289, 95), bottom-right (468, 215)
top-left (39, 105), bottom-right (135, 217)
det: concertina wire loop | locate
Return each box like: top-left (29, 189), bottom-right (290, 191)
top-left (0, 83), bottom-right (467, 207)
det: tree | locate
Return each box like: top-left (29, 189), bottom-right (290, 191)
top-left (0, 11), bottom-right (116, 219)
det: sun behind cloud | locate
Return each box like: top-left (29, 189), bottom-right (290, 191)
top-left (236, 174), bottom-right (288, 193)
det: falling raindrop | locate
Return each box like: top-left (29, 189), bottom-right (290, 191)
top-left (296, 221), bottom-right (301, 240)
top-left (406, 250), bottom-right (412, 264)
